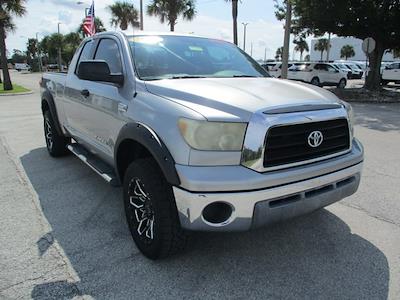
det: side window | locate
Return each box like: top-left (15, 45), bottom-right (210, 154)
top-left (75, 40), bottom-right (94, 73)
top-left (95, 39), bottom-right (122, 73)
top-left (327, 65), bottom-right (337, 72)
top-left (319, 64), bottom-right (328, 71)
top-left (314, 64), bottom-right (321, 70)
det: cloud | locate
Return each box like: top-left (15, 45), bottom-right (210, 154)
top-left (58, 11), bottom-right (73, 25)
top-left (40, 0), bottom-right (83, 10)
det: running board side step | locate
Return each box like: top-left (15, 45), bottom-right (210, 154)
top-left (67, 144), bottom-right (120, 187)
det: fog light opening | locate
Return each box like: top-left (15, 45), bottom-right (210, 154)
top-left (202, 202), bottom-right (233, 225)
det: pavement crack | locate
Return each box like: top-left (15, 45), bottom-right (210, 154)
top-left (338, 201), bottom-right (399, 228)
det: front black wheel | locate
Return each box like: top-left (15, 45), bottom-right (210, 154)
top-left (43, 110), bottom-right (70, 157)
top-left (123, 158), bottom-right (187, 259)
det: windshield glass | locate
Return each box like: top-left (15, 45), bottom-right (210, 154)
top-left (128, 35), bottom-right (269, 80)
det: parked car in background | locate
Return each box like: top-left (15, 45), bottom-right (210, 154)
top-left (333, 63), bottom-right (353, 79)
top-left (344, 63), bottom-right (363, 79)
top-left (268, 62), bottom-right (294, 78)
top-left (15, 63), bottom-right (31, 72)
top-left (288, 62), bottom-right (347, 88)
top-left (261, 62), bottom-right (277, 72)
top-left (45, 64), bottom-right (68, 72)
top-left (382, 62), bottom-right (400, 85)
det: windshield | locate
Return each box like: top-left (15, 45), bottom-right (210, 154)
top-left (128, 35), bottom-right (269, 80)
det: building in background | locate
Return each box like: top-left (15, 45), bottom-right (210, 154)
top-left (310, 37), bottom-right (395, 62)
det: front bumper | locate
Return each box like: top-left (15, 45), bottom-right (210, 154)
top-left (173, 139), bottom-right (363, 232)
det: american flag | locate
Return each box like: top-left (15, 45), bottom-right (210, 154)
top-left (83, 1), bottom-right (95, 37)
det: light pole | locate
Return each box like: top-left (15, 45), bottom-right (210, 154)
top-left (140, 0), bottom-right (143, 30)
top-left (250, 42), bottom-right (253, 57)
top-left (57, 22), bottom-right (62, 71)
top-left (242, 22), bottom-right (249, 52)
top-left (36, 33), bottom-right (43, 72)
top-left (264, 47), bottom-right (267, 62)
top-left (281, 1), bottom-right (292, 79)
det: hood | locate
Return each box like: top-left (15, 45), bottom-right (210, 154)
top-left (144, 77), bottom-right (342, 122)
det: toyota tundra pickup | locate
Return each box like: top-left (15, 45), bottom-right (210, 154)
top-left (40, 32), bottom-right (364, 259)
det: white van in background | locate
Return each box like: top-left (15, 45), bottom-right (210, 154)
top-left (15, 63), bottom-right (31, 72)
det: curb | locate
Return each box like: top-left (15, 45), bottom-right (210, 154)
top-left (0, 91), bottom-right (34, 97)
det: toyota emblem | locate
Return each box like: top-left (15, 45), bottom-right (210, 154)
top-left (308, 131), bottom-right (323, 147)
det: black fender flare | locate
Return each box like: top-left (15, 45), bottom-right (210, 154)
top-left (114, 122), bottom-right (180, 186)
top-left (41, 90), bottom-right (64, 136)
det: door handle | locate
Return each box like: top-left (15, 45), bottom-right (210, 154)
top-left (118, 103), bottom-right (128, 113)
top-left (81, 89), bottom-right (90, 97)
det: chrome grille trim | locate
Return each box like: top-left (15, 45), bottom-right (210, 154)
top-left (241, 106), bottom-right (352, 173)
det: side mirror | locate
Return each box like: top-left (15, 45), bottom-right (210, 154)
top-left (77, 60), bottom-right (124, 85)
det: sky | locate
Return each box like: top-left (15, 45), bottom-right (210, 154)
top-left (7, 0), bottom-right (299, 60)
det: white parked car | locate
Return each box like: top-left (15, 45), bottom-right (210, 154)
top-left (268, 62), bottom-right (294, 78)
top-left (288, 63), bottom-right (347, 88)
top-left (15, 63), bottom-right (31, 72)
top-left (381, 62), bottom-right (400, 85)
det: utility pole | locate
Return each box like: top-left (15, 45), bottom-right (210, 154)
top-left (250, 42), bottom-right (253, 57)
top-left (36, 33), bottom-right (43, 72)
top-left (242, 22), bottom-right (249, 52)
top-left (140, 0), bottom-right (144, 30)
top-left (57, 22), bottom-right (62, 72)
top-left (281, 1), bottom-right (292, 79)
top-left (264, 47), bottom-right (267, 62)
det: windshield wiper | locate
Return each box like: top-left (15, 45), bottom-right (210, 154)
top-left (170, 75), bottom-right (206, 79)
top-left (232, 75), bottom-right (258, 78)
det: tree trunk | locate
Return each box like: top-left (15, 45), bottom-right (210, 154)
top-left (232, 0), bottom-right (238, 45)
top-left (300, 50), bottom-right (303, 61)
top-left (320, 51), bottom-right (323, 61)
top-left (0, 25), bottom-right (12, 90)
top-left (170, 21), bottom-right (175, 32)
top-left (364, 40), bottom-right (385, 91)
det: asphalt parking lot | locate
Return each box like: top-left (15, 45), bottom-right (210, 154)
top-left (0, 71), bottom-right (399, 299)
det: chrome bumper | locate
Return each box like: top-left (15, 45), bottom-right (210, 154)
top-left (174, 160), bottom-right (363, 232)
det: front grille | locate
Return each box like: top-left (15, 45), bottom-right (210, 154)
top-left (264, 119), bottom-right (350, 168)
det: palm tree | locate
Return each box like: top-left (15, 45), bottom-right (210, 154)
top-left (225, 0), bottom-right (239, 45)
top-left (63, 33), bottom-right (82, 65)
top-left (294, 38), bottom-right (309, 61)
top-left (77, 17), bottom-right (106, 37)
top-left (108, 1), bottom-right (140, 30)
top-left (314, 38), bottom-right (330, 62)
top-left (275, 46), bottom-right (283, 61)
top-left (0, 1), bottom-right (27, 90)
top-left (340, 45), bottom-right (355, 60)
top-left (147, 0), bottom-right (196, 32)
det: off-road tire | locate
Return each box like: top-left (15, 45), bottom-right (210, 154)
top-left (43, 110), bottom-right (70, 157)
top-left (123, 158), bottom-right (188, 260)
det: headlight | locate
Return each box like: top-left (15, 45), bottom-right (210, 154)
top-left (341, 100), bottom-right (354, 138)
top-left (178, 118), bottom-right (247, 151)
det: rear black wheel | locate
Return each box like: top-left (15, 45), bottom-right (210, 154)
top-left (123, 158), bottom-right (187, 259)
top-left (337, 78), bottom-right (347, 89)
top-left (43, 110), bottom-right (70, 157)
top-left (311, 77), bottom-right (320, 86)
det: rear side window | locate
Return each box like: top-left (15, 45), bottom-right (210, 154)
top-left (75, 40), bottom-right (94, 73)
top-left (95, 39), bottom-right (122, 73)
top-left (77, 41), bottom-right (93, 64)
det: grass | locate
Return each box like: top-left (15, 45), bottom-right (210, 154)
top-left (0, 83), bottom-right (31, 94)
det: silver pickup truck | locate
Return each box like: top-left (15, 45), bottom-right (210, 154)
top-left (40, 31), bottom-right (363, 259)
